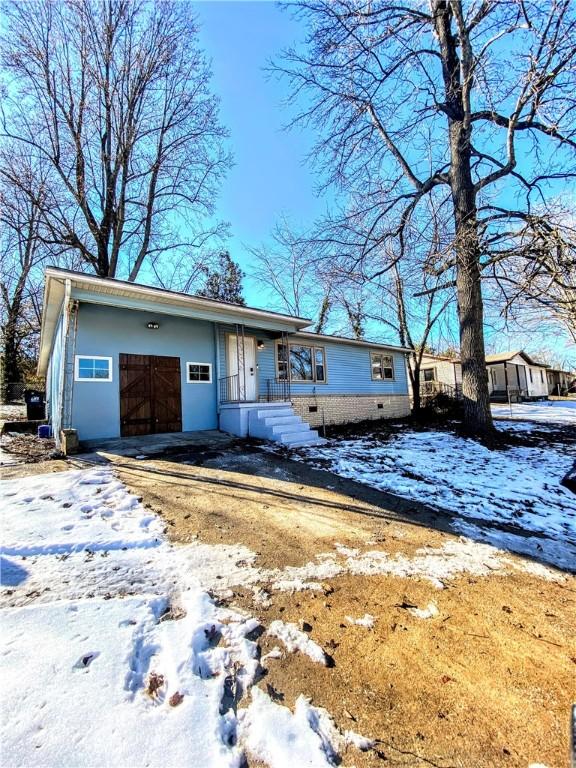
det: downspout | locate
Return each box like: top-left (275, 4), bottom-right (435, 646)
top-left (64, 300), bottom-right (80, 429)
top-left (214, 323), bottom-right (221, 416)
top-left (57, 279), bottom-right (72, 444)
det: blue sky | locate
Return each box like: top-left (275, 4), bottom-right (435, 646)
top-left (194, 1), bottom-right (326, 286)
top-left (192, 1), bottom-right (575, 365)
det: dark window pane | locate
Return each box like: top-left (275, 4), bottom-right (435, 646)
top-left (314, 348), bottom-right (326, 381)
top-left (423, 369), bottom-right (435, 382)
top-left (382, 355), bottom-right (394, 379)
top-left (94, 367), bottom-right (109, 379)
top-left (290, 345), bottom-right (313, 380)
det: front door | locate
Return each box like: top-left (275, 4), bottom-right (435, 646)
top-left (227, 335), bottom-right (257, 400)
top-left (119, 353), bottom-right (182, 437)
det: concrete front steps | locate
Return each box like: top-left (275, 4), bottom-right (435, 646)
top-left (248, 403), bottom-right (326, 448)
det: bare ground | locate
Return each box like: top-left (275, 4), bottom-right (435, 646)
top-left (109, 443), bottom-right (575, 768)
top-left (2, 440), bottom-right (574, 767)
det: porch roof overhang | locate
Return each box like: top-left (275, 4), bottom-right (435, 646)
top-left (38, 267), bottom-right (312, 376)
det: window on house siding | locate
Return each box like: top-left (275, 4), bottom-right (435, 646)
top-left (422, 368), bottom-right (436, 382)
top-left (277, 343), bottom-right (326, 383)
top-left (187, 363), bottom-right (212, 383)
top-left (75, 356), bottom-right (112, 382)
top-left (540, 370), bottom-right (544, 383)
top-left (371, 352), bottom-right (394, 380)
top-left (529, 368), bottom-right (533, 383)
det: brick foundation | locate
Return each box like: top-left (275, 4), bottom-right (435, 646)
top-left (290, 394), bottom-right (411, 428)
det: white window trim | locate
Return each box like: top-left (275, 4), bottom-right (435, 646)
top-left (74, 355), bottom-right (113, 382)
top-left (422, 366), bottom-right (437, 382)
top-left (370, 351), bottom-right (395, 381)
top-left (276, 341), bottom-right (327, 384)
top-left (186, 361), bottom-right (213, 383)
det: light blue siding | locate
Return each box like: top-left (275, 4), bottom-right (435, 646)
top-left (48, 303), bottom-right (408, 442)
top-left (217, 328), bottom-right (409, 398)
top-left (280, 339), bottom-right (408, 396)
top-left (71, 303), bottom-right (217, 440)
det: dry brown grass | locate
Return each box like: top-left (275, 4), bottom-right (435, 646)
top-left (111, 447), bottom-right (575, 768)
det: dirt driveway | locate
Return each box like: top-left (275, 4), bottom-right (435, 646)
top-left (106, 441), bottom-right (575, 768)
top-left (3, 438), bottom-right (574, 767)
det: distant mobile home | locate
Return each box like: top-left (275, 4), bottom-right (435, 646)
top-left (412, 350), bottom-right (552, 402)
top-left (38, 268), bottom-right (412, 449)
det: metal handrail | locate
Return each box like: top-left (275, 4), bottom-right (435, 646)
top-left (266, 378), bottom-right (291, 402)
top-left (219, 374), bottom-right (240, 403)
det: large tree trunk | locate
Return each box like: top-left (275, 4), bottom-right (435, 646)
top-left (2, 314), bottom-right (22, 384)
top-left (410, 359), bottom-right (422, 415)
top-left (435, 0), bottom-right (494, 434)
top-left (452, 199), bottom-right (493, 433)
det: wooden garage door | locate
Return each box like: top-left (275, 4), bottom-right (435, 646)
top-left (119, 354), bottom-right (182, 437)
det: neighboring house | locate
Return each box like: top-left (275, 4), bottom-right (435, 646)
top-left (485, 351), bottom-right (549, 401)
top-left (546, 368), bottom-right (575, 396)
top-left (38, 268), bottom-right (411, 450)
top-left (418, 354), bottom-right (462, 396)
top-left (411, 350), bottom-right (550, 402)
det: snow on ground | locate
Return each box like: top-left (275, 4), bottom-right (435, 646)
top-left (297, 427), bottom-right (576, 571)
top-left (492, 400), bottom-right (576, 425)
top-left (0, 467), bottom-right (371, 768)
top-left (345, 613), bottom-right (375, 627)
top-left (267, 620), bottom-right (329, 665)
top-left (238, 688), bottom-right (374, 768)
top-left (408, 602), bottom-right (439, 620)
top-left (1, 461), bottom-right (571, 767)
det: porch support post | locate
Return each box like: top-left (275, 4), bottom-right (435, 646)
top-left (241, 323), bottom-right (247, 400)
top-left (235, 323), bottom-right (240, 402)
top-left (286, 330), bottom-right (292, 402)
top-left (214, 324), bottom-right (221, 409)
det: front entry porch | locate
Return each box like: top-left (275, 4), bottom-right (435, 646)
top-left (218, 401), bottom-right (325, 447)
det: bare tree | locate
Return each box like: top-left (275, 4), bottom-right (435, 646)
top-left (487, 210), bottom-right (576, 344)
top-left (1, 0), bottom-right (230, 282)
top-left (0, 163), bottom-right (50, 392)
top-left (276, 0), bottom-right (576, 434)
top-left (249, 218), bottom-right (333, 329)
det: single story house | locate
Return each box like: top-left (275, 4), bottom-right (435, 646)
top-left (38, 268), bottom-right (411, 450)
top-left (412, 350), bottom-right (550, 402)
top-left (418, 353), bottom-right (462, 397)
top-left (546, 367), bottom-right (575, 397)
top-left (485, 351), bottom-right (549, 401)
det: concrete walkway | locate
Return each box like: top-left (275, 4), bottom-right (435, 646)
top-left (79, 430), bottom-right (235, 460)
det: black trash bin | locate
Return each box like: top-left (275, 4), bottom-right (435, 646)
top-left (24, 389), bottom-right (46, 420)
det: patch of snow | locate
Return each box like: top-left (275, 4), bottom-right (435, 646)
top-left (261, 646), bottom-right (283, 662)
top-left (238, 689), bottom-right (374, 767)
top-left (408, 602), bottom-right (439, 619)
top-left (1, 595), bottom-right (246, 768)
top-left (1, 466), bottom-right (374, 768)
top-left (239, 689), bottom-right (334, 767)
top-left (492, 401), bottom-right (576, 426)
top-left (298, 428), bottom-right (576, 571)
top-left (343, 730), bottom-right (375, 751)
top-left (334, 542), bottom-right (360, 557)
top-left (345, 613), bottom-right (375, 628)
top-left (267, 620), bottom-right (328, 665)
